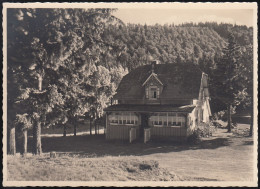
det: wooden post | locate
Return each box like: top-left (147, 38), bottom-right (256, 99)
top-left (129, 128), bottom-right (132, 143)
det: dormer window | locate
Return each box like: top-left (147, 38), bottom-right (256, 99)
top-left (150, 88), bottom-right (157, 98)
top-left (150, 87), bottom-right (157, 99)
top-left (146, 85), bottom-right (160, 99)
top-left (143, 61), bottom-right (163, 100)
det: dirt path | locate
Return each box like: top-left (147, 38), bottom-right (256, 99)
top-left (144, 124), bottom-right (254, 181)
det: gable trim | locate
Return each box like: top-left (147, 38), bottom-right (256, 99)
top-left (142, 73), bottom-right (163, 86)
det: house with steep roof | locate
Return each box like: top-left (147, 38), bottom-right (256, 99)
top-left (104, 61), bottom-right (211, 142)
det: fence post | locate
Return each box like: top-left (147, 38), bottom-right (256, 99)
top-left (129, 128), bottom-right (132, 143)
top-left (144, 128), bottom-right (151, 144)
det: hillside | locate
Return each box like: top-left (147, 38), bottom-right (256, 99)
top-left (100, 23), bottom-right (253, 72)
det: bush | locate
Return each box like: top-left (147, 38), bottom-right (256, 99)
top-left (211, 120), bottom-right (222, 128)
top-left (213, 106), bottom-right (237, 122)
top-left (198, 128), bottom-right (209, 137)
top-left (197, 122), bottom-right (214, 137)
top-left (187, 129), bottom-right (202, 144)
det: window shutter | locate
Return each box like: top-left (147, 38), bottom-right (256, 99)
top-left (157, 88), bottom-right (160, 98)
top-left (145, 87), bottom-right (148, 98)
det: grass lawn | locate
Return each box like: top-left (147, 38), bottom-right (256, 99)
top-left (7, 123), bottom-right (254, 181)
top-left (7, 155), bottom-right (179, 181)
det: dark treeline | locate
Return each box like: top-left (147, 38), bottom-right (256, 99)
top-left (100, 22), bottom-right (252, 71)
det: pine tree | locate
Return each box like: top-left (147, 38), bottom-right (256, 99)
top-left (213, 32), bottom-right (243, 132)
top-left (238, 44), bottom-right (253, 136)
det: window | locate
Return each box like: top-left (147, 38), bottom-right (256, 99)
top-left (150, 87), bottom-right (157, 98)
top-left (109, 112), bottom-right (138, 125)
top-left (150, 112), bottom-right (186, 127)
top-left (168, 113), bottom-right (177, 126)
top-left (110, 112), bottom-right (119, 124)
top-left (146, 85), bottom-right (160, 99)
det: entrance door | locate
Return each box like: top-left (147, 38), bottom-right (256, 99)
top-left (140, 113), bottom-right (149, 138)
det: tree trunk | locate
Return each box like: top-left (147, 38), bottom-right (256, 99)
top-left (74, 124), bottom-right (77, 136)
top-left (9, 127), bottom-right (16, 155)
top-left (63, 125), bottom-right (67, 137)
top-left (38, 74), bottom-right (43, 91)
top-left (22, 129), bottom-right (27, 156)
top-left (33, 121), bottom-right (42, 155)
top-left (227, 104), bottom-right (232, 133)
top-left (90, 120), bottom-right (92, 135)
top-left (32, 74), bottom-right (43, 155)
top-left (249, 109), bottom-right (253, 136)
top-left (94, 120), bottom-right (97, 135)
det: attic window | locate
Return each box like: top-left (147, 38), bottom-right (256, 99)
top-left (150, 87), bottom-right (157, 98)
top-left (146, 86), bottom-right (159, 99)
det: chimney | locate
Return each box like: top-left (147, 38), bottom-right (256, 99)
top-left (151, 60), bottom-right (158, 73)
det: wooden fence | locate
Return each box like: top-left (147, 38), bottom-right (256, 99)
top-left (151, 126), bottom-right (187, 138)
top-left (106, 125), bottom-right (139, 141)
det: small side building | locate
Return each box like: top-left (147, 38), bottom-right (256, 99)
top-left (104, 61), bottom-right (211, 142)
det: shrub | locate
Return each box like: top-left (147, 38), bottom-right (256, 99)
top-left (211, 120), bottom-right (222, 128)
top-left (187, 129), bottom-right (202, 144)
top-left (213, 106), bottom-right (237, 122)
top-left (139, 163), bottom-right (152, 170)
top-left (197, 122), bottom-right (214, 137)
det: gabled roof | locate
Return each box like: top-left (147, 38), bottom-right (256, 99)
top-left (114, 63), bottom-right (203, 100)
top-left (142, 72), bottom-right (163, 86)
top-left (104, 104), bottom-right (196, 113)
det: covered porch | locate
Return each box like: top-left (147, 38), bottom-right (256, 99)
top-left (104, 104), bottom-right (196, 143)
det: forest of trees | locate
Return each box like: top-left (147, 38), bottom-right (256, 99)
top-left (7, 8), bottom-right (254, 155)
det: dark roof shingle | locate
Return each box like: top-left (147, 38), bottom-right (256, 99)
top-left (114, 63), bottom-right (202, 99)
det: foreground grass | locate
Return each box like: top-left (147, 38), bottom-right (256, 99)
top-left (7, 155), bottom-right (180, 181)
top-left (8, 123), bottom-right (254, 181)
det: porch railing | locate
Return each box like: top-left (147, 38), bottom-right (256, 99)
top-left (151, 126), bottom-right (187, 137)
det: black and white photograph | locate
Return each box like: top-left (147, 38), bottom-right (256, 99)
top-left (2, 2), bottom-right (258, 187)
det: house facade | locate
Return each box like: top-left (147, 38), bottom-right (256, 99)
top-left (104, 61), bottom-right (211, 142)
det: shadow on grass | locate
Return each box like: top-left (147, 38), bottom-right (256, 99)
top-left (242, 140), bottom-right (253, 145)
top-left (24, 134), bottom-right (232, 157)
